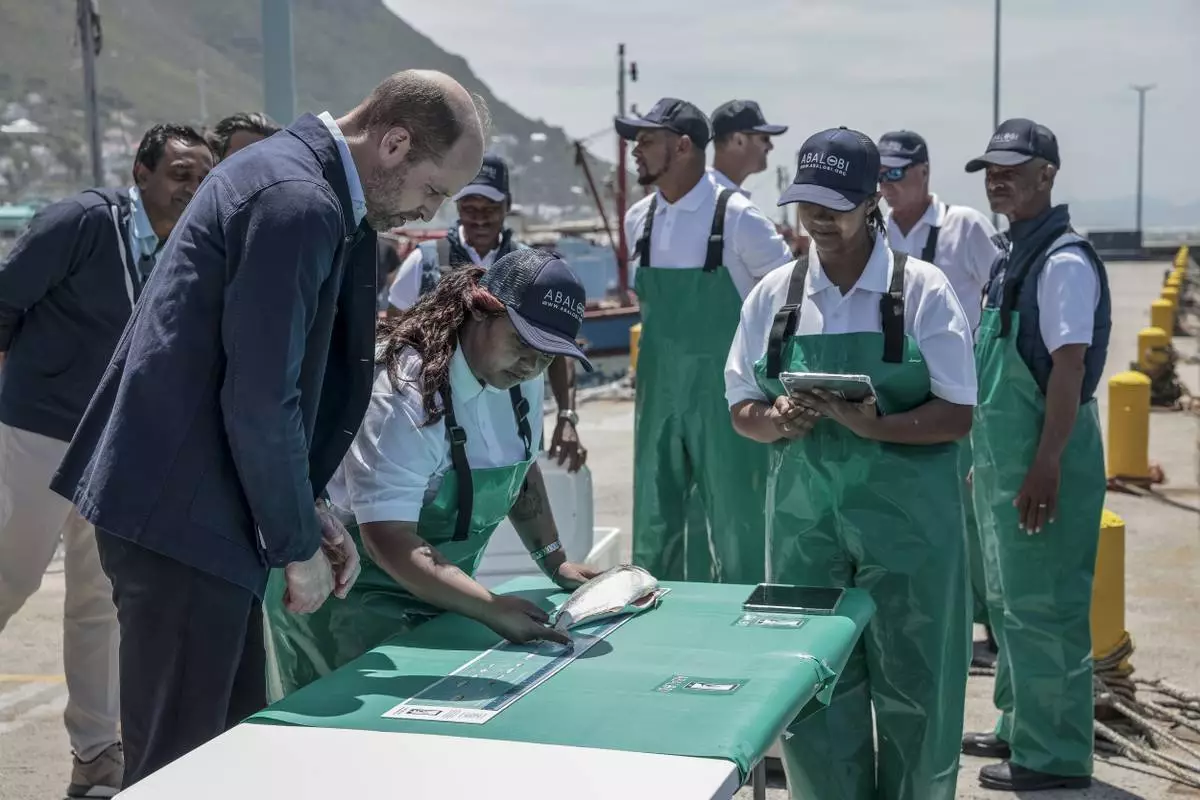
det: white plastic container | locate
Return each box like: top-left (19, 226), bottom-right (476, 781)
top-left (475, 455), bottom-right (622, 588)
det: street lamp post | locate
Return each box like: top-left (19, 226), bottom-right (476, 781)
top-left (1131, 84), bottom-right (1156, 237)
top-left (262, 0), bottom-right (296, 127)
top-left (991, 0), bottom-right (1001, 228)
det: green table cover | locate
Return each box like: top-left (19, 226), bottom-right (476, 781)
top-left (251, 579), bottom-right (874, 778)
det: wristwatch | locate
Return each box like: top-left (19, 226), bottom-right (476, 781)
top-left (558, 408), bottom-right (579, 426)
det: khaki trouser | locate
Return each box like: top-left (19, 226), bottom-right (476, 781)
top-left (0, 422), bottom-right (119, 760)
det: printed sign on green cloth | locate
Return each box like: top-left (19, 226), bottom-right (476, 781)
top-left (250, 579), bottom-right (874, 779)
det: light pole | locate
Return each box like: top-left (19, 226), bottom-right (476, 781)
top-left (77, 0), bottom-right (103, 187)
top-left (262, 0), bottom-right (296, 127)
top-left (1131, 84), bottom-right (1155, 237)
top-left (991, 0), bottom-right (1001, 228)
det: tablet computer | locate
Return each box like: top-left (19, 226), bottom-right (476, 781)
top-left (779, 371), bottom-right (876, 404)
top-left (742, 584), bottom-right (845, 615)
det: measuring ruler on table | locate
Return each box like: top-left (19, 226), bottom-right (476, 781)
top-left (382, 589), bottom-right (669, 725)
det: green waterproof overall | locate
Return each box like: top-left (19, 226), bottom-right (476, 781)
top-left (972, 305), bottom-right (1105, 776)
top-left (754, 254), bottom-right (970, 800)
top-left (631, 188), bottom-right (770, 584)
top-left (264, 383), bottom-right (535, 699)
top-left (918, 213), bottom-right (988, 626)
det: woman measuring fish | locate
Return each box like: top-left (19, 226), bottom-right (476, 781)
top-left (724, 128), bottom-right (977, 800)
top-left (265, 250), bottom-right (598, 697)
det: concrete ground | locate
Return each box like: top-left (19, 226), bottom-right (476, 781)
top-left (2, 260), bottom-right (1198, 799)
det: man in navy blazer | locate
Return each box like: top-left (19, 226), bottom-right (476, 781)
top-left (52, 69), bottom-right (487, 787)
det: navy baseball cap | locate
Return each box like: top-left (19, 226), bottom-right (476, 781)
top-left (965, 118), bottom-right (1060, 173)
top-left (877, 130), bottom-right (929, 168)
top-left (614, 97), bottom-right (713, 148)
top-left (778, 127), bottom-right (880, 211)
top-left (453, 153), bottom-right (510, 203)
top-left (480, 250), bottom-right (593, 372)
top-left (711, 100), bottom-right (788, 138)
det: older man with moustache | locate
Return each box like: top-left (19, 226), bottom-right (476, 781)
top-left (52, 70), bottom-right (488, 788)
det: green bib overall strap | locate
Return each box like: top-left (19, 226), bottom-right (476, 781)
top-left (920, 204), bottom-right (943, 264)
top-left (440, 384), bottom-right (533, 542)
top-left (635, 189), bottom-right (733, 274)
top-left (764, 251), bottom-right (908, 379)
top-left (630, 185), bottom-right (769, 585)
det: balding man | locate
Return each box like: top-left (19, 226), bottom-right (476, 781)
top-left (51, 70), bottom-right (487, 787)
top-left (708, 99), bottom-right (787, 196)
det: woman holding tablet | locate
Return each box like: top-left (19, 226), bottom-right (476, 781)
top-left (724, 128), bottom-right (976, 800)
top-left (266, 250), bottom-right (598, 696)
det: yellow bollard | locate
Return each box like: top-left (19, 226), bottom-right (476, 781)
top-left (1091, 510), bottom-right (1127, 660)
top-left (1150, 299), bottom-right (1174, 334)
top-left (630, 323), bottom-right (642, 374)
top-left (1136, 326), bottom-right (1170, 373)
top-left (1107, 371), bottom-right (1151, 480)
top-left (1167, 274), bottom-right (1182, 290)
top-left (1163, 285), bottom-right (1180, 310)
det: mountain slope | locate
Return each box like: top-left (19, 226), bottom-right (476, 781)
top-left (0, 0), bottom-right (603, 210)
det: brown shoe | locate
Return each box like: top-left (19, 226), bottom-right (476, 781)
top-left (67, 742), bottom-right (123, 798)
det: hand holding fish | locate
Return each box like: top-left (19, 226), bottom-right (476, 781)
top-left (481, 594), bottom-right (570, 646)
top-left (550, 561), bottom-right (601, 591)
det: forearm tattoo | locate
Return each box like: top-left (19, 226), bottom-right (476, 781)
top-left (509, 477), bottom-right (546, 522)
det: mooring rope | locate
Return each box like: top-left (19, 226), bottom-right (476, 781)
top-left (970, 632), bottom-right (1200, 790)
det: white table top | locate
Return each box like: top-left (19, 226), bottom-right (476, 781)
top-left (116, 724), bottom-right (742, 800)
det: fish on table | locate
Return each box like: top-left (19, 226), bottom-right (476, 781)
top-left (551, 565), bottom-right (662, 633)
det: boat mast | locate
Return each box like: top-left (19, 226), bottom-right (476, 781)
top-left (616, 43), bottom-right (631, 305)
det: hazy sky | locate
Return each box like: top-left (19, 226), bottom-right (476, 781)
top-left (385, 0), bottom-right (1197, 223)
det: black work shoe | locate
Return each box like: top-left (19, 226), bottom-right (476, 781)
top-left (979, 761), bottom-right (1092, 792)
top-left (962, 731), bottom-right (1011, 759)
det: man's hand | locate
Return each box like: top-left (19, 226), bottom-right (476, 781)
top-left (1014, 456), bottom-right (1060, 534)
top-left (549, 417), bottom-right (587, 473)
top-left (480, 594), bottom-right (570, 646)
top-left (769, 395), bottom-right (818, 441)
top-left (282, 547), bottom-right (334, 614)
top-left (316, 504), bottom-right (361, 599)
top-left (551, 561), bottom-right (600, 591)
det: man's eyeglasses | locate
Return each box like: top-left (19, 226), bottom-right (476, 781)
top-left (879, 165), bottom-right (911, 183)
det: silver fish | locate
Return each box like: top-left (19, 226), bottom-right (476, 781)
top-left (552, 565), bottom-right (660, 632)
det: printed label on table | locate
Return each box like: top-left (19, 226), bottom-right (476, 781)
top-left (733, 612), bottom-right (808, 629)
top-left (382, 589), bottom-right (671, 725)
top-left (655, 675), bottom-right (747, 695)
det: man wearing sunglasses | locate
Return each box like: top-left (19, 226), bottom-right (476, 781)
top-left (708, 100), bottom-right (787, 197)
top-left (878, 130), bottom-right (999, 331)
top-left (877, 129), bottom-right (1000, 674)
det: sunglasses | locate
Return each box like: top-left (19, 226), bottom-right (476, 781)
top-left (879, 165), bottom-right (911, 183)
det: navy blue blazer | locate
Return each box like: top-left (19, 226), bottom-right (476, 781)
top-left (52, 114), bottom-right (378, 596)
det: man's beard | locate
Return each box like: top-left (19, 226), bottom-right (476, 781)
top-left (636, 150), bottom-right (671, 187)
top-left (363, 164), bottom-right (420, 231)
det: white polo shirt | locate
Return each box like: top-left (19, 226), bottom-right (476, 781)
top-left (885, 194), bottom-right (999, 332)
top-left (707, 167), bottom-right (748, 197)
top-left (387, 227), bottom-right (504, 312)
top-left (326, 345), bottom-right (544, 524)
top-left (624, 174), bottom-right (793, 300)
top-left (1033, 243), bottom-right (1101, 353)
top-left (725, 235), bottom-right (978, 408)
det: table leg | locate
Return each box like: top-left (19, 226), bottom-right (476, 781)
top-left (752, 759), bottom-right (766, 800)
